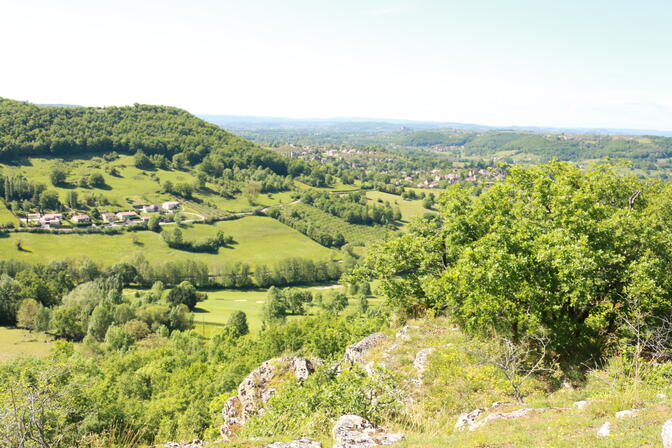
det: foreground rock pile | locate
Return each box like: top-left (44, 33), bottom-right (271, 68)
top-left (220, 357), bottom-right (321, 438)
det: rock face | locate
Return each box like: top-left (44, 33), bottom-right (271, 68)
top-left (469, 408), bottom-right (549, 430)
top-left (596, 421), bottom-right (611, 437)
top-left (332, 415), bottom-right (403, 448)
top-left (454, 408), bottom-right (485, 431)
top-left (662, 419), bottom-right (672, 448)
top-left (264, 438), bottom-right (322, 448)
top-left (344, 333), bottom-right (386, 365)
top-left (220, 357), bottom-right (321, 439)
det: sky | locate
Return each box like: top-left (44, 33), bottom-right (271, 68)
top-left (1, 0), bottom-right (672, 130)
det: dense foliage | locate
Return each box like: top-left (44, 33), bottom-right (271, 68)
top-left (0, 98), bottom-right (289, 176)
top-left (0, 314), bottom-right (385, 446)
top-left (352, 161), bottom-right (672, 362)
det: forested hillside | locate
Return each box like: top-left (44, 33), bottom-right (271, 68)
top-left (395, 129), bottom-right (672, 164)
top-left (0, 98), bottom-right (287, 174)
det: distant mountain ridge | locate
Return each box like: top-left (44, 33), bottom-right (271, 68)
top-left (200, 114), bottom-right (672, 137)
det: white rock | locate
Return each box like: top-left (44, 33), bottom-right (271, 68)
top-left (470, 408), bottom-right (549, 430)
top-left (344, 333), bottom-right (386, 365)
top-left (596, 421), bottom-right (611, 437)
top-left (662, 419), bottom-right (672, 448)
top-left (615, 409), bottom-right (641, 418)
top-left (574, 400), bottom-right (592, 410)
top-left (264, 438), bottom-right (322, 448)
top-left (454, 408), bottom-right (485, 431)
top-left (332, 415), bottom-right (403, 448)
top-left (395, 325), bottom-right (420, 341)
top-left (658, 393), bottom-right (668, 399)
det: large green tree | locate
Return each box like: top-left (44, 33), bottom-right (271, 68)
top-left (352, 161), bottom-right (672, 360)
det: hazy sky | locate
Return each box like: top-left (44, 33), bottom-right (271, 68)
top-left (2, 0), bottom-right (671, 130)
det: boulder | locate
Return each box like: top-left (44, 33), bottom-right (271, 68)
top-left (454, 408), bottom-right (485, 431)
top-left (596, 421), bottom-right (610, 437)
top-left (470, 408), bottom-right (549, 430)
top-left (662, 419), bottom-right (672, 448)
top-left (344, 333), bottom-right (386, 365)
top-left (573, 400), bottom-right (593, 410)
top-left (264, 438), bottom-right (322, 448)
top-left (220, 357), bottom-right (321, 439)
top-left (332, 415), bottom-right (403, 448)
top-left (615, 409), bottom-right (641, 419)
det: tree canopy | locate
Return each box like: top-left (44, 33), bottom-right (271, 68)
top-left (352, 161), bottom-right (672, 361)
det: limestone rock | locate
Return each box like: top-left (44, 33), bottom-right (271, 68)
top-left (344, 333), bottom-right (386, 365)
top-left (332, 415), bottom-right (403, 448)
top-left (395, 325), bottom-right (420, 341)
top-left (164, 440), bottom-right (205, 448)
top-left (454, 408), bottom-right (485, 431)
top-left (615, 409), bottom-right (641, 418)
top-left (470, 408), bottom-right (549, 430)
top-left (662, 419), bottom-right (672, 447)
top-left (264, 438), bottom-right (322, 448)
top-left (596, 421), bottom-right (610, 437)
top-left (220, 357), bottom-right (321, 439)
top-left (574, 400), bottom-right (593, 410)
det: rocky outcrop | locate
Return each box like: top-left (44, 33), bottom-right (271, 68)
top-left (469, 408), bottom-right (549, 430)
top-left (264, 438), bottom-right (322, 448)
top-left (596, 421), bottom-right (611, 437)
top-left (454, 408), bottom-right (485, 431)
top-left (220, 357), bottom-right (321, 439)
top-left (662, 419), bottom-right (672, 448)
top-left (332, 415), bottom-right (403, 448)
top-left (344, 333), bottom-right (386, 365)
top-left (164, 440), bottom-right (205, 448)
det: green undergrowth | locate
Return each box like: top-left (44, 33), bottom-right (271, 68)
top-left (230, 318), bottom-right (672, 447)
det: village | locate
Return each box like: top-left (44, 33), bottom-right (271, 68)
top-left (19, 200), bottom-right (180, 229)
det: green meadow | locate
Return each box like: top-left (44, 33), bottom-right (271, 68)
top-left (0, 327), bottom-right (55, 363)
top-left (0, 216), bottom-right (338, 269)
top-left (0, 155), bottom-right (296, 214)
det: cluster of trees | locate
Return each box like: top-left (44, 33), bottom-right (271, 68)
top-left (1, 174), bottom-right (61, 212)
top-left (50, 166), bottom-right (105, 188)
top-left (161, 227), bottom-right (233, 253)
top-left (302, 190), bottom-right (400, 226)
top-left (351, 161), bottom-right (672, 363)
top-left (4, 268), bottom-right (194, 346)
top-left (267, 207), bottom-right (347, 248)
top-left (263, 286), bottom-right (369, 326)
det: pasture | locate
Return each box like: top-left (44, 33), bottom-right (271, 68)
top-left (0, 327), bottom-right (55, 362)
top-left (0, 216), bottom-right (339, 269)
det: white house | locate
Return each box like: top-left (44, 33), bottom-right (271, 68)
top-left (71, 214), bottom-right (90, 224)
top-left (117, 211), bottom-right (139, 221)
top-left (142, 204), bottom-right (161, 213)
top-left (101, 212), bottom-right (117, 223)
top-left (162, 201), bottom-right (180, 211)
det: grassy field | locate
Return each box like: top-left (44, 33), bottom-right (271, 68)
top-left (0, 327), bottom-right (55, 362)
top-left (0, 216), bottom-right (338, 269)
top-left (0, 201), bottom-right (16, 226)
top-left (1, 155), bottom-right (297, 216)
top-left (188, 284), bottom-right (382, 337)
